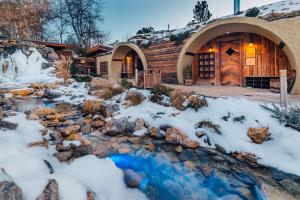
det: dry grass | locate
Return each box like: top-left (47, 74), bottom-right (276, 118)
top-left (170, 89), bottom-right (186, 111)
top-left (56, 56), bottom-right (73, 83)
top-left (125, 91), bottom-right (146, 106)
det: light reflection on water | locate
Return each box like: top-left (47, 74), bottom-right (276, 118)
top-left (110, 154), bottom-right (267, 200)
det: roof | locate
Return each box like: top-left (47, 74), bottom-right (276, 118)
top-left (34, 41), bottom-right (73, 49)
top-left (127, 0), bottom-right (300, 44)
top-left (87, 44), bottom-right (113, 55)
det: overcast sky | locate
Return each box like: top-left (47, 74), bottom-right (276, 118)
top-left (102, 0), bottom-right (280, 43)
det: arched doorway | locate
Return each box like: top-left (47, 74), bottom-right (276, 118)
top-left (177, 17), bottom-right (298, 93)
top-left (110, 43), bottom-right (148, 85)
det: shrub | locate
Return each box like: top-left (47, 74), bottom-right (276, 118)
top-left (169, 31), bottom-right (190, 45)
top-left (137, 26), bottom-right (155, 35)
top-left (125, 91), bottom-right (146, 106)
top-left (261, 104), bottom-right (300, 132)
top-left (56, 56), bottom-right (72, 83)
top-left (245, 7), bottom-right (260, 17)
top-left (150, 84), bottom-right (173, 97)
top-left (121, 78), bottom-right (133, 89)
top-left (186, 95), bottom-right (208, 111)
top-left (73, 76), bottom-right (92, 82)
top-left (183, 65), bottom-right (192, 79)
top-left (170, 89), bottom-right (186, 111)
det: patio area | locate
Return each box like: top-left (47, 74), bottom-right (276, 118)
top-left (165, 84), bottom-right (300, 104)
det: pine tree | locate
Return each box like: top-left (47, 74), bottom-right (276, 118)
top-left (193, 1), bottom-right (212, 23)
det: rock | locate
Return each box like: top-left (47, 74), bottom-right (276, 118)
top-left (149, 127), bottom-right (164, 139)
top-left (247, 127), bottom-right (270, 144)
top-left (232, 152), bottom-right (259, 167)
top-left (56, 150), bottom-right (74, 162)
top-left (28, 139), bottom-right (48, 149)
top-left (66, 78), bottom-right (75, 85)
top-left (81, 124), bottom-right (91, 135)
top-left (91, 120), bottom-right (105, 128)
top-left (165, 127), bottom-right (199, 149)
top-left (87, 191), bottom-right (95, 200)
top-left (179, 149), bottom-right (198, 161)
top-left (184, 161), bottom-right (196, 170)
top-left (36, 179), bottom-right (58, 200)
top-left (0, 120), bottom-right (18, 130)
top-left (174, 145), bottom-right (183, 153)
top-left (9, 88), bottom-right (34, 96)
top-left (35, 91), bottom-right (45, 98)
top-left (61, 125), bottom-right (80, 137)
top-left (101, 117), bottom-right (135, 136)
top-left (144, 143), bottom-right (155, 151)
top-left (90, 78), bottom-right (112, 90)
top-left (32, 108), bottom-right (56, 119)
top-left (118, 147), bottom-right (131, 154)
top-left (123, 169), bottom-right (143, 188)
top-left (159, 125), bottom-right (172, 132)
top-left (44, 90), bottom-right (62, 100)
top-left (170, 89), bottom-right (185, 111)
top-left (124, 91), bottom-right (145, 107)
top-left (187, 95), bottom-right (208, 111)
top-left (279, 179), bottom-right (300, 197)
top-left (262, 183), bottom-right (298, 200)
top-left (134, 118), bottom-right (144, 131)
top-left (100, 103), bottom-right (120, 118)
top-left (0, 169), bottom-right (23, 200)
top-left (30, 83), bottom-right (45, 90)
top-left (82, 100), bottom-right (103, 114)
top-left (49, 132), bottom-right (63, 144)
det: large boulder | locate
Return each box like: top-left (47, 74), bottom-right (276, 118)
top-left (44, 90), bottom-right (62, 100)
top-left (9, 88), bottom-right (34, 96)
top-left (247, 127), bottom-right (270, 144)
top-left (0, 169), bottom-right (23, 200)
top-left (36, 179), bottom-right (58, 200)
top-left (101, 117), bottom-right (135, 136)
top-left (165, 127), bottom-right (199, 149)
top-left (170, 89), bottom-right (185, 111)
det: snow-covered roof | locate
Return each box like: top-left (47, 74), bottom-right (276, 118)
top-left (127, 0), bottom-right (300, 45)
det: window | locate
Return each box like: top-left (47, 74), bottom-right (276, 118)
top-left (100, 62), bottom-right (108, 75)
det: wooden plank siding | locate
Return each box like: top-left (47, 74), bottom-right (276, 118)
top-left (195, 33), bottom-right (291, 86)
top-left (144, 41), bottom-right (183, 84)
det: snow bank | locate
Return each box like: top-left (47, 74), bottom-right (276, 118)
top-left (110, 90), bottom-right (300, 176)
top-left (0, 113), bottom-right (146, 200)
top-left (0, 48), bottom-right (56, 84)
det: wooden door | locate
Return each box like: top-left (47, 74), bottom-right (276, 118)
top-left (219, 40), bottom-right (241, 86)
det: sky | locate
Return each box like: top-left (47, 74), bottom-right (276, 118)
top-left (101, 0), bottom-right (280, 44)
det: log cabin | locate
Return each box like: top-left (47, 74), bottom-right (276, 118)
top-left (97, 0), bottom-right (300, 94)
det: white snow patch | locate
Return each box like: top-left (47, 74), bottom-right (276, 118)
top-left (0, 113), bottom-right (146, 200)
top-left (0, 48), bottom-right (57, 84)
top-left (109, 90), bottom-right (300, 176)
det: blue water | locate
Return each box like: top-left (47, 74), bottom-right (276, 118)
top-left (110, 154), bottom-right (267, 200)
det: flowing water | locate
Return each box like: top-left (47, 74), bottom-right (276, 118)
top-left (0, 47), bottom-right (56, 84)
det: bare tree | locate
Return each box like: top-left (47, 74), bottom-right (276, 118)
top-left (63, 0), bottom-right (105, 48)
top-left (0, 0), bottom-right (51, 40)
top-left (52, 0), bottom-right (68, 43)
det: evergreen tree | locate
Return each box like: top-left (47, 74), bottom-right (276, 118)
top-left (193, 1), bottom-right (212, 23)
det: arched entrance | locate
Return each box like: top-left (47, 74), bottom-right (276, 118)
top-left (177, 17), bottom-right (298, 93)
top-left (110, 43), bottom-right (148, 83)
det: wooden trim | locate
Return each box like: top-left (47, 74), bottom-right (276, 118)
top-left (215, 35), bottom-right (244, 43)
top-left (113, 59), bottom-right (123, 62)
top-left (185, 52), bottom-right (195, 56)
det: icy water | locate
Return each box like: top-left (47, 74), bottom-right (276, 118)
top-left (110, 154), bottom-right (266, 200)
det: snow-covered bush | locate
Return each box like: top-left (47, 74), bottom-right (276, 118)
top-left (186, 95), bottom-right (208, 112)
top-left (169, 31), bottom-right (190, 45)
top-left (261, 104), bottom-right (300, 132)
top-left (245, 7), bottom-right (260, 17)
top-left (150, 84), bottom-right (173, 97)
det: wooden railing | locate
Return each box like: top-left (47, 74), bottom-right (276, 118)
top-left (144, 69), bottom-right (161, 89)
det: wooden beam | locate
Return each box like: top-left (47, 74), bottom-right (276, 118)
top-left (113, 59), bottom-right (123, 62)
top-left (185, 52), bottom-right (195, 56)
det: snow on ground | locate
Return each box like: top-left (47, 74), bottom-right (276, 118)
top-left (52, 82), bottom-right (97, 105)
top-left (110, 90), bottom-right (300, 177)
top-left (0, 113), bottom-right (146, 200)
top-left (0, 48), bottom-right (57, 84)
